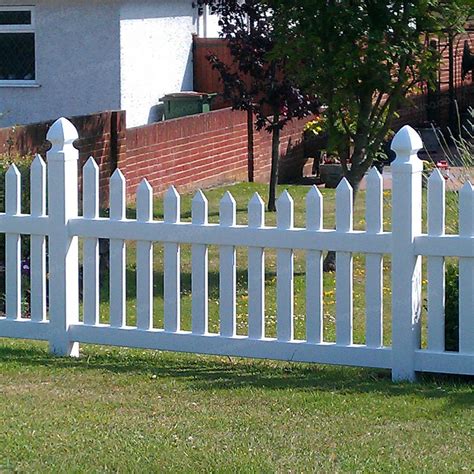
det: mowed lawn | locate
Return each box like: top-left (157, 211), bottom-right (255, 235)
top-left (1, 182), bottom-right (473, 472)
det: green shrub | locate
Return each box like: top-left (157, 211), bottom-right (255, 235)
top-left (445, 263), bottom-right (459, 352)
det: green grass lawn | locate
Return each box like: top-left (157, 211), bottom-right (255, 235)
top-left (1, 341), bottom-right (473, 472)
top-left (1, 182), bottom-right (473, 472)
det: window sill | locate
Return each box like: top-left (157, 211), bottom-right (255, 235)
top-left (0, 82), bottom-right (40, 88)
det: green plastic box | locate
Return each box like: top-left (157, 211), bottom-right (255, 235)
top-left (160, 92), bottom-right (217, 120)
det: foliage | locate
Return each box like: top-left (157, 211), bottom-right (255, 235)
top-left (445, 262), bottom-right (459, 352)
top-left (193, 0), bottom-right (319, 210)
top-left (268, 0), bottom-right (474, 194)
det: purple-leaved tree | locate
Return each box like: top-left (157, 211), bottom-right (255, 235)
top-left (194, 0), bottom-right (318, 211)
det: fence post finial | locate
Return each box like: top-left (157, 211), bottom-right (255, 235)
top-left (391, 125), bottom-right (423, 382)
top-left (391, 125), bottom-right (423, 162)
top-left (46, 117), bottom-right (79, 157)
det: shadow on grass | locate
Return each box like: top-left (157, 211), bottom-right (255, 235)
top-left (1, 341), bottom-right (472, 410)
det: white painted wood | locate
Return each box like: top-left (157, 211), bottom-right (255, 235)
top-left (3, 119), bottom-right (474, 381)
top-left (248, 193), bottom-right (265, 339)
top-left (276, 191), bottom-right (294, 341)
top-left (192, 190), bottom-right (208, 334)
top-left (390, 125), bottom-right (423, 381)
top-left (46, 117), bottom-right (80, 356)
top-left (30, 155), bottom-right (47, 322)
top-left (5, 164), bottom-right (21, 320)
top-left (459, 182), bottom-right (474, 354)
top-left (0, 319), bottom-right (50, 341)
top-left (336, 178), bottom-right (353, 345)
top-left (136, 179), bottom-right (153, 330)
top-left (219, 192), bottom-right (236, 337)
top-left (365, 168), bottom-right (383, 347)
top-left (68, 217), bottom-right (392, 253)
top-left (306, 185), bottom-right (323, 343)
top-left (83, 157), bottom-right (99, 326)
top-left (109, 169), bottom-right (126, 328)
top-left (164, 186), bottom-right (180, 332)
top-left (69, 323), bottom-right (393, 369)
top-left (414, 349), bottom-right (474, 376)
top-left (427, 169), bottom-right (446, 352)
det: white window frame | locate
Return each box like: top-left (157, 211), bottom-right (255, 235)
top-left (0, 6), bottom-right (37, 87)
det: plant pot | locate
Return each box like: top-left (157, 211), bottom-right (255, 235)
top-left (320, 163), bottom-right (343, 188)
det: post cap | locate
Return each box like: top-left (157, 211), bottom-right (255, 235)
top-left (46, 117), bottom-right (79, 156)
top-left (391, 125), bottom-right (423, 161)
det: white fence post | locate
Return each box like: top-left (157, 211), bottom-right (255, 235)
top-left (390, 125), bottom-right (423, 381)
top-left (46, 118), bottom-right (80, 357)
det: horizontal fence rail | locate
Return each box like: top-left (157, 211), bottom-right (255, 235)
top-left (0, 117), bottom-right (473, 381)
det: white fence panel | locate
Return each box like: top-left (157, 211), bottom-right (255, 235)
top-left (0, 117), bottom-right (473, 381)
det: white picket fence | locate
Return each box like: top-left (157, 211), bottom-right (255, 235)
top-left (0, 117), bottom-right (472, 381)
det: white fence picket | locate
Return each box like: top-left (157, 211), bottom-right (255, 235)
top-left (248, 193), bottom-right (265, 339)
top-left (164, 186), bottom-right (181, 333)
top-left (192, 190), bottom-right (208, 334)
top-left (30, 155), bottom-right (47, 322)
top-left (459, 182), bottom-right (474, 354)
top-left (219, 192), bottom-right (237, 337)
top-left (427, 169), bottom-right (446, 352)
top-left (305, 186), bottom-right (323, 343)
top-left (336, 178), bottom-right (353, 345)
top-left (109, 169), bottom-right (126, 328)
top-left (83, 158), bottom-right (100, 326)
top-left (276, 191), bottom-right (294, 342)
top-left (136, 179), bottom-right (153, 330)
top-left (365, 168), bottom-right (383, 347)
top-left (5, 165), bottom-right (21, 319)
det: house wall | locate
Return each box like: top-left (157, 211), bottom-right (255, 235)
top-left (0, 0), bottom-right (204, 128)
top-left (0, 0), bottom-right (122, 127)
top-left (119, 0), bottom-right (198, 127)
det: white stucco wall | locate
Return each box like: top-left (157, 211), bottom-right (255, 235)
top-left (119, 1), bottom-right (197, 126)
top-left (0, 0), bottom-right (121, 127)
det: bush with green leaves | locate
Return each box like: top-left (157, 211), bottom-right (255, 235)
top-left (445, 263), bottom-right (459, 352)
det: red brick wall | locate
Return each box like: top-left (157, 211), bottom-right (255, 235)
top-left (122, 108), bottom-right (313, 198)
top-left (123, 108), bottom-right (249, 197)
top-left (0, 110), bottom-right (126, 202)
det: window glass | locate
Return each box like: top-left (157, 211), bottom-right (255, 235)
top-left (0, 10), bottom-right (31, 25)
top-left (0, 33), bottom-right (35, 80)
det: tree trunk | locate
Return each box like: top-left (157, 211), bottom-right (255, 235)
top-left (323, 137), bottom-right (367, 272)
top-left (268, 115), bottom-right (280, 212)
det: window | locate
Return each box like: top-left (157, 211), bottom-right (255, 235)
top-left (0, 6), bottom-right (35, 84)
